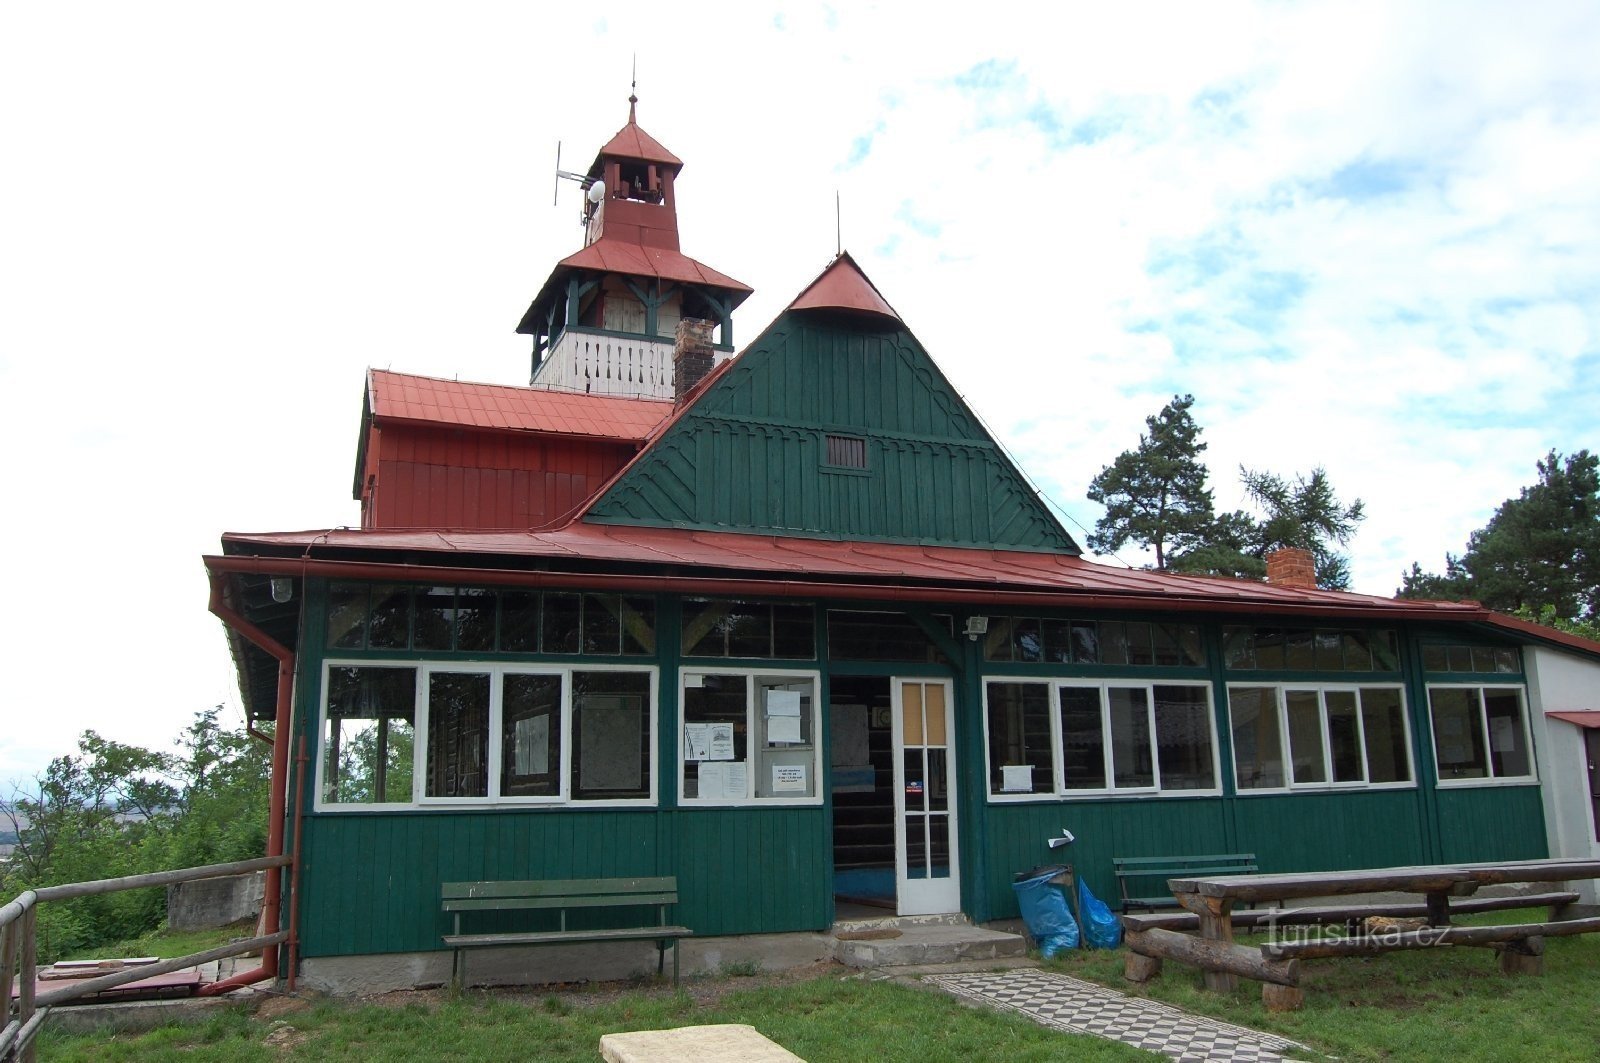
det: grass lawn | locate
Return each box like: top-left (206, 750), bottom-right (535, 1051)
top-left (59, 921), bottom-right (257, 964)
top-left (1048, 914), bottom-right (1600, 1063)
top-left (39, 971), bottom-right (1157, 1062)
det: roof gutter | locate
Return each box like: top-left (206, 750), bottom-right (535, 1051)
top-left (203, 553), bottom-right (1498, 624)
top-left (200, 568), bottom-right (295, 994)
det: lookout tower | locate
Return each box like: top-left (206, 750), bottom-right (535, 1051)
top-left (516, 95), bottom-right (752, 397)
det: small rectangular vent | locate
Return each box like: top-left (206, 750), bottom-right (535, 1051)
top-left (824, 434), bottom-right (867, 469)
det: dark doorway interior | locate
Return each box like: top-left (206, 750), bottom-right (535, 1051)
top-left (830, 676), bottom-right (896, 911)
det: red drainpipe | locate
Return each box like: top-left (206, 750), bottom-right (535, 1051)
top-left (200, 568), bottom-right (295, 995)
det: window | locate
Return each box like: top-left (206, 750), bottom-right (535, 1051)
top-left (983, 617), bottom-right (1204, 667)
top-left (1428, 685), bottom-right (1534, 784)
top-left (823, 434), bottom-right (867, 469)
top-left (317, 660), bottom-right (656, 809)
top-left (1420, 643), bottom-right (1521, 675)
top-left (680, 670), bottom-right (820, 804)
top-left (1227, 685), bottom-right (1414, 791)
top-left (827, 610), bottom-right (952, 662)
top-left (326, 583), bottom-right (656, 657)
top-left (1222, 626), bottom-right (1399, 672)
top-left (682, 599), bottom-right (814, 659)
top-left (984, 680), bottom-right (1218, 798)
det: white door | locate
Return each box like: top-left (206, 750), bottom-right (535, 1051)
top-left (893, 678), bottom-right (960, 915)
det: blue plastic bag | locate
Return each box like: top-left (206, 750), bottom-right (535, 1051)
top-left (1078, 878), bottom-right (1123, 950)
top-left (1012, 868), bottom-right (1079, 957)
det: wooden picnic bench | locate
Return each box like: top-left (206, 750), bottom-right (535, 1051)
top-left (1113, 854), bottom-right (1257, 912)
top-left (441, 877), bottom-right (692, 989)
top-left (1121, 857), bottom-right (1600, 1011)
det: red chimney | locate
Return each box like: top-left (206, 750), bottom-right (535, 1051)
top-left (1266, 547), bottom-right (1317, 590)
top-left (673, 317), bottom-right (715, 406)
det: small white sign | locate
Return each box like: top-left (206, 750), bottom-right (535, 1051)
top-left (708, 722), bottom-right (735, 760)
top-left (772, 764), bottom-right (808, 793)
top-left (1001, 764), bottom-right (1034, 793)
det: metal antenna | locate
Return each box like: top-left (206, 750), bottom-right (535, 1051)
top-left (835, 190), bottom-right (842, 256)
top-left (629, 55), bottom-right (638, 120)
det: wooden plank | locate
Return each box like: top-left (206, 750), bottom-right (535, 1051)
top-left (1170, 859), bottom-right (1600, 902)
top-left (443, 926), bottom-right (691, 948)
top-left (1125, 928), bottom-right (1299, 987)
top-left (442, 892), bottom-right (679, 914)
top-left (442, 877), bottom-right (676, 899)
top-left (1121, 891), bottom-right (1582, 933)
top-left (1114, 854), bottom-right (1256, 868)
top-left (1259, 916), bottom-right (1600, 960)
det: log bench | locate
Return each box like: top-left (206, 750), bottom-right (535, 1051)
top-left (1121, 858), bottom-right (1600, 1011)
top-left (441, 877), bottom-right (692, 989)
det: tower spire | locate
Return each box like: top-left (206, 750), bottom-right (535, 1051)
top-left (629, 55), bottom-right (638, 123)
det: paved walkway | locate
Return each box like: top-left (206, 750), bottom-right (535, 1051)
top-left (924, 968), bottom-right (1307, 1062)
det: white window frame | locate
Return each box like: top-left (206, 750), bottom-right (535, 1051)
top-left (677, 666), bottom-right (823, 808)
top-left (316, 659), bottom-right (658, 812)
top-left (1427, 683), bottom-right (1538, 788)
top-left (982, 677), bottom-right (1222, 802)
top-left (1225, 682), bottom-right (1416, 795)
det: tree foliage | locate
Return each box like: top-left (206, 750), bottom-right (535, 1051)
top-left (1086, 395), bottom-right (1215, 569)
top-left (0, 706), bottom-right (269, 960)
top-left (1399, 450), bottom-right (1600, 622)
top-left (1239, 466), bottom-right (1367, 590)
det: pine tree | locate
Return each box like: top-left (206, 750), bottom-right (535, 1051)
top-left (1086, 395), bottom-right (1215, 570)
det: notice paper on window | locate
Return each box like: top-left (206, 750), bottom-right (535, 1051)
top-left (1489, 716), bottom-right (1517, 753)
top-left (771, 763), bottom-right (807, 793)
top-left (514, 714), bottom-right (549, 776)
top-left (697, 761), bottom-right (747, 800)
top-left (1001, 764), bottom-right (1034, 793)
top-left (708, 722), bottom-right (735, 760)
top-left (684, 723), bottom-right (712, 761)
top-left (765, 689), bottom-right (803, 744)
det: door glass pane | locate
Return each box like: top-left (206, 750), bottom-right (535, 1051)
top-left (1229, 687), bottom-right (1284, 788)
top-left (501, 673), bottom-right (562, 797)
top-left (1484, 690), bottom-right (1530, 777)
top-left (924, 685), bottom-right (947, 746)
top-left (905, 814), bottom-right (928, 878)
top-left (903, 749), bottom-right (926, 811)
top-left (926, 748), bottom-right (948, 812)
top-left (1326, 690), bottom-right (1363, 783)
top-left (928, 815), bottom-right (951, 879)
top-left (1430, 688), bottom-right (1487, 780)
top-left (1360, 688), bottom-right (1410, 783)
top-left (1286, 691), bottom-right (1326, 784)
top-left (1108, 687), bottom-right (1153, 788)
top-left (902, 684), bottom-right (925, 745)
top-left (1059, 687), bottom-right (1106, 790)
top-left (426, 672), bottom-right (490, 798)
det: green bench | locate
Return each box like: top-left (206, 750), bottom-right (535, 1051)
top-left (1113, 854), bottom-right (1258, 913)
top-left (440, 877), bottom-right (692, 989)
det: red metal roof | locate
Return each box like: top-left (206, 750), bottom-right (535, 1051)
top-left (557, 239), bottom-right (752, 294)
top-left (367, 370), bottom-right (671, 442)
top-left (787, 252), bottom-right (902, 324)
top-left (215, 522), bottom-right (1600, 646)
top-left (593, 111), bottom-right (683, 169)
top-left (1547, 711), bottom-right (1600, 728)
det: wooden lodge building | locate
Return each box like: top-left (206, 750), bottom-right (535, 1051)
top-left (206, 99), bottom-right (1600, 988)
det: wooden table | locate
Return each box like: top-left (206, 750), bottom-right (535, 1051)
top-left (1125, 857), bottom-right (1600, 1010)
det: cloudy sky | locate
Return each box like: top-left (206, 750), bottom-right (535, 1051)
top-left (3, 1), bottom-right (1597, 785)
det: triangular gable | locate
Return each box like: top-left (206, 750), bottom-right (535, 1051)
top-left (582, 258), bottom-right (1079, 554)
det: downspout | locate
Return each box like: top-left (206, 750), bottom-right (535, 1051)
top-left (199, 567), bottom-right (295, 994)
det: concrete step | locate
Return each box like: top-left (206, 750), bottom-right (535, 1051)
top-left (831, 924), bottom-right (1027, 969)
top-left (830, 912), bottom-right (970, 935)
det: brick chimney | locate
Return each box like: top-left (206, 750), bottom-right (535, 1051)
top-left (673, 317), bottom-right (715, 406)
top-left (1266, 547), bottom-right (1317, 590)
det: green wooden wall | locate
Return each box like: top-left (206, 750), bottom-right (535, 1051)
top-left (584, 314), bottom-right (1078, 552)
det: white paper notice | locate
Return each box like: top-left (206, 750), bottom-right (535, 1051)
top-left (725, 761), bottom-right (748, 797)
top-left (684, 723), bottom-right (712, 762)
top-left (768, 714), bottom-right (803, 744)
top-left (708, 722), bottom-right (735, 761)
top-left (771, 764), bottom-right (807, 793)
top-left (1001, 764), bottom-right (1034, 793)
top-left (514, 715), bottom-right (549, 776)
top-left (1489, 716), bottom-right (1517, 753)
top-left (697, 761), bottom-right (749, 800)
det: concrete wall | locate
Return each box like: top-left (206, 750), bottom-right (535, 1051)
top-left (1526, 647), bottom-right (1600, 905)
top-left (166, 871), bottom-right (266, 931)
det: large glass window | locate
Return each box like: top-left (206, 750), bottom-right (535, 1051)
top-left (985, 681), bottom-right (1217, 797)
top-left (318, 661), bottom-right (655, 808)
top-left (682, 599), bottom-right (814, 659)
top-left (1228, 685), bottom-right (1414, 791)
top-left (1428, 685), bottom-right (1534, 783)
top-left (680, 670), bottom-right (820, 804)
top-left (1223, 626), bottom-right (1400, 672)
top-left (322, 666), bottom-right (416, 805)
top-left (984, 617), bottom-right (1204, 667)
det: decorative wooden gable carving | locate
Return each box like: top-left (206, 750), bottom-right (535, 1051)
top-left (583, 288), bottom-right (1080, 553)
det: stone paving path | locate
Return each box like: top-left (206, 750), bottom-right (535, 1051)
top-left (924, 968), bottom-right (1308, 1062)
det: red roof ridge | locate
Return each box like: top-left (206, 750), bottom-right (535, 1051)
top-left (787, 251), bottom-right (902, 324)
top-left (592, 108), bottom-right (683, 169)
